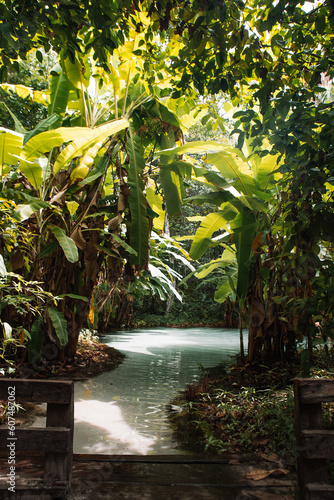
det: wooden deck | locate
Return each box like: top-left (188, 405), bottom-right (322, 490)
top-left (0, 452), bottom-right (296, 499)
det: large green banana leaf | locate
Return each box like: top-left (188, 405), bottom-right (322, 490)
top-left (53, 118), bottom-right (129, 174)
top-left (157, 140), bottom-right (256, 196)
top-left (254, 153), bottom-right (282, 190)
top-left (206, 149), bottom-right (255, 196)
top-left (158, 131), bottom-right (184, 216)
top-left (189, 204), bottom-right (238, 260)
top-left (48, 307), bottom-right (68, 346)
top-left (127, 126), bottom-right (149, 266)
top-left (64, 55), bottom-right (90, 91)
top-left (48, 64), bottom-right (70, 128)
top-left (23, 114), bottom-right (59, 146)
top-left (214, 270), bottom-right (238, 303)
top-left (231, 209), bottom-right (257, 300)
top-left (156, 140), bottom-right (226, 156)
top-left (20, 127), bottom-right (93, 187)
top-left (0, 128), bottom-right (23, 176)
top-left (64, 55), bottom-right (90, 126)
top-left (51, 226), bottom-right (79, 263)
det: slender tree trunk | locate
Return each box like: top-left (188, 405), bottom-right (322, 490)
top-left (239, 310), bottom-right (245, 365)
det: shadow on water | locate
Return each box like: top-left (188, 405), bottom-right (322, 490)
top-left (74, 327), bottom-right (246, 455)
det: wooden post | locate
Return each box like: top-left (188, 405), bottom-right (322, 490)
top-left (45, 382), bottom-right (74, 494)
top-left (294, 379), bottom-right (329, 499)
top-left (0, 379), bottom-right (74, 498)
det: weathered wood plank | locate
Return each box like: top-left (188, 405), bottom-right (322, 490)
top-left (301, 429), bottom-right (334, 459)
top-left (306, 483), bottom-right (334, 500)
top-left (45, 384), bottom-right (74, 486)
top-left (0, 479), bottom-right (67, 489)
top-left (0, 378), bottom-right (73, 403)
top-left (294, 378), bottom-right (334, 404)
top-left (73, 453), bottom-right (231, 464)
top-left (0, 428), bottom-right (70, 452)
top-left (294, 378), bottom-right (328, 498)
top-left (0, 482), bottom-right (68, 500)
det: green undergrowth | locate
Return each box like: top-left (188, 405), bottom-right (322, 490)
top-left (169, 346), bottom-right (334, 468)
top-left (170, 382), bottom-right (296, 466)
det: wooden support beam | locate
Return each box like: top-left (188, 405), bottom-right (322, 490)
top-left (0, 428), bottom-right (71, 453)
top-left (0, 378), bottom-right (73, 404)
top-left (45, 383), bottom-right (74, 488)
top-left (301, 429), bottom-right (334, 459)
top-left (295, 378), bottom-right (334, 404)
top-left (306, 483), bottom-right (334, 500)
top-left (294, 378), bottom-right (329, 499)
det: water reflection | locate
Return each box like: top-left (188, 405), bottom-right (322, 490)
top-left (74, 327), bottom-right (244, 455)
top-left (75, 399), bottom-right (156, 454)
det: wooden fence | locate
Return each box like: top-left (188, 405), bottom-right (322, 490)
top-left (294, 378), bottom-right (334, 500)
top-left (0, 378), bottom-right (74, 499)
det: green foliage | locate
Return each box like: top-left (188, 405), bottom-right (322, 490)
top-left (0, 253), bottom-right (58, 371)
top-left (171, 384), bottom-right (295, 461)
top-left (127, 126), bottom-right (150, 266)
top-left (50, 226), bottom-right (79, 263)
top-left (1, 0), bottom-right (334, 371)
top-left (48, 307), bottom-right (68, 346)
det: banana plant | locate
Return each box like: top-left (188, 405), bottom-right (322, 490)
top-left (156, 140), bottom-right (280, 361)
top-left (0, 32), bottom-right (201, 363)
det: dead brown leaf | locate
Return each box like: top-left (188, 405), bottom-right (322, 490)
top-left (259, 452), bottom-right (280, 462)
top-left (245, 468), bottom-right (290, 481)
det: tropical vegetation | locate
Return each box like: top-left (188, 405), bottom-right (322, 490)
top-left (0, 0), bottom-right (333, 378)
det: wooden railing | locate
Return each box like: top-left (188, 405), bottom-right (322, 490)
top-left (0, 378), bottom-right (74, 499)
top-left (294, 378), bottom-right (334, 500)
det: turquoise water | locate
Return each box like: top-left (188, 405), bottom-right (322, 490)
top-left (74, 327), bottom-right (245, 455)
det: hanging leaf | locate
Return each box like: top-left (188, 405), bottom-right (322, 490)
top-left (127, 125), bottom-right (149, 266)
top-left (159, 131), bottom-right (184, 216)
top-left (214, 274), bottom-right (237, 303)
top-left (48, 307), bottom-right (68, 346)
top-left (48, 64), bottom-right (70, 128)
top-left (149, 264), bottom-right (182, 301)
top-left (146, 186), bottom-right (165, 231)
top-left (40, 241), bottom-right (57, 259)
top-left (190, 205), bottom-right (238, 260)
top-left (0, 254), bottom-right (7, 277)
top-left (51, 226), bottom-right (79, 263)
top-left (231, 209), bottom-right (257, 300)
top-left (0, 127), bottom-right (23, 175)
top-left (64, 55), bottom-right (90, 91)
top-left (2, 322), bottom-right (12, 339)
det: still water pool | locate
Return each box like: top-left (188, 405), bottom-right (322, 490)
top-left (74, 327), bottom-right (245, 455)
